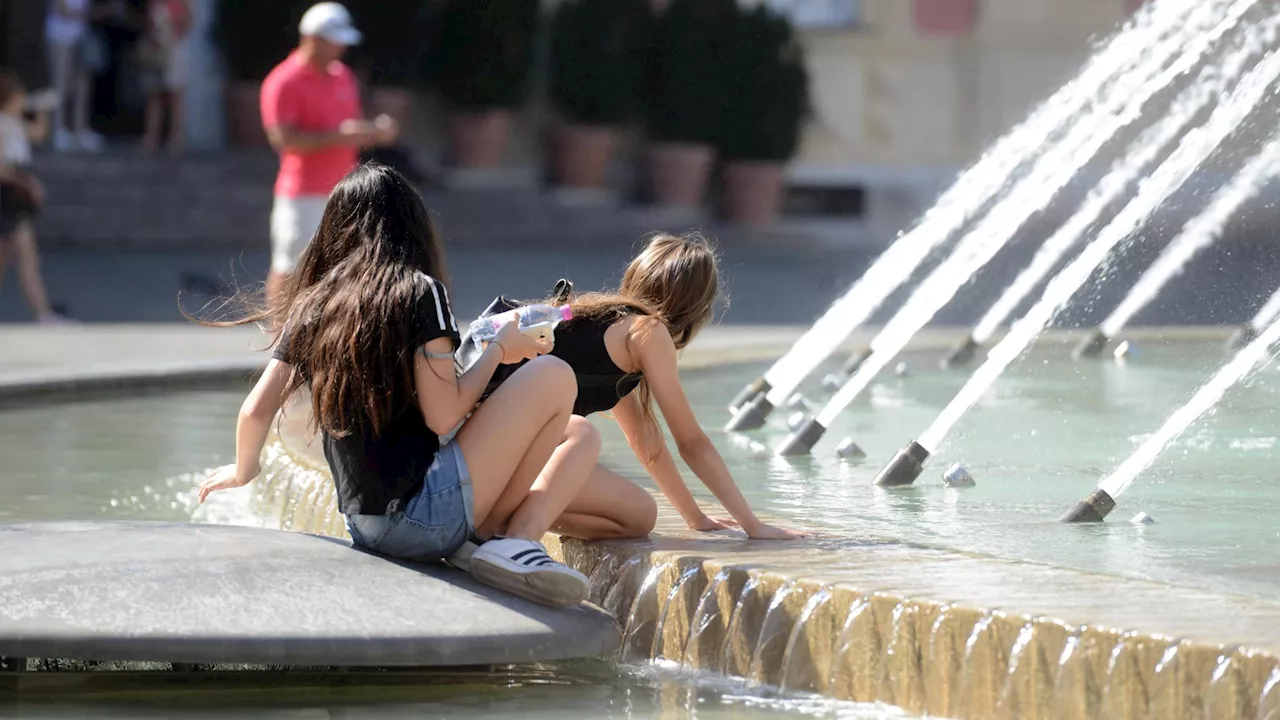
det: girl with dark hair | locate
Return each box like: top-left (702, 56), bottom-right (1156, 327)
top-left (195, 163), bottom-right (597, 607)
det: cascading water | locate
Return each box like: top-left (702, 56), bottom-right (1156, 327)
top-left (873, 45), bottom-right (1280, 487)
top-left (774, 4), bottom-right (1262, 456)
top-left (721, 0), bottom-right (1203, 431)
top-left (1228, 268), bottom-right (1280, 348)
top-left (1062, 277), bottom-right (1280, 522)
top-left (1087, 131), bottom-right (1280, 351)
top-left (946, 16), bottom-right (1279, 368)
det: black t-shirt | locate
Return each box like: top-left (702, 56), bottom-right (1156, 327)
top-left (273, 272), bottom-right (461, 516)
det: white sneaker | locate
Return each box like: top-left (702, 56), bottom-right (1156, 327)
top-left (469, 538), bottom-right (588, 607)
top-left (445, 539), bottom-right (478, 572)
top-left (76, 130), bottom-right (105, 153)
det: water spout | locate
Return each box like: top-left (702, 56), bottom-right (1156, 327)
top-left (777, 2), bottom-right (1260, 453)
top-left (873, 441), bottom-right (931, 487)
top-left (1093, 283), bottom-right (1280, 502)
top-left (1099, 137), bottom-right (1280, 340)
top-left (723, 0), bottom-right (1203, 428)
top-left (915, 39), bottom-right (1280, 457)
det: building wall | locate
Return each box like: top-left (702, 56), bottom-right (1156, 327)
top-left (789, 0), bottom-right (1132, 177)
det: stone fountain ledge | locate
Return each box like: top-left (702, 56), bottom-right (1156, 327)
top-left (543, 513), bottom-right (1280, 720)
top-left (0, 323), bottom-right (1240, 404)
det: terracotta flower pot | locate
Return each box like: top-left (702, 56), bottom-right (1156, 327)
top-left (645, 142), bottom-right (715, 208)
top-left (446, 109), bottom-right (512, 169)
top-left (368, 86), bottom-right (414, 130)
top-left (225, 80), bottom-right (268, 148)
top-left (551, 123), bottom-right (617, 189)
top-left (722, 161), bottom-right (788, 226)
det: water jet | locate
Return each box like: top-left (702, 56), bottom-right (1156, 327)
top-left (775, 417), bottom-right (827, 456)
top-left (1073, 329), bottom-right (1111, 359)
top-left (1060, 488), bottom-right (1117, 523)
top-left (729, 377), bottom-right (770, 414)
top-left (725, 394), bottom-right (773, 433)
top-left (873, 441), bottom-right (930, 487)
top-left (1227, 324), bottom-right (1257, 349)
top-left (941, 335), bottom-right (980, 368)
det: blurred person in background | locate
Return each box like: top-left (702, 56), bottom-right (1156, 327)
top-left (0, 71), bottom-right (72, 323)
top-left (137, 0), bottom-right (191, 154)
top-left (45, 0), bottom-right (108, 152)
top-left (260, 2), bottom-right (399, 310)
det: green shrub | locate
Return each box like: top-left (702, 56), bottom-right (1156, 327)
top-left (641, 0), bottom-right (737, 145)
top-left (716, 5), bottom-right (810, 162)
top-left (547, 0), bottom-right (651, 126)
top-left (213, 0), bottom-right (309, 82)
top-left (425, 0), bottom-right (541, 111)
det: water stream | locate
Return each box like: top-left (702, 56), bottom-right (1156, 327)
top-left (802, 4), bottom-right (1263, 439)
top-left (1098, 291), bottom-right (1280, 498)
top-left (1099, 131), bottom-right (1280, 338)
top-left (745, 0), bottom-right (1203, 410)
top-left (914, 46), bottom-right (1280, 453)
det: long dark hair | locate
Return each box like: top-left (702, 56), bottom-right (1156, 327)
top-left (192, 163), bottom-right (450, 437)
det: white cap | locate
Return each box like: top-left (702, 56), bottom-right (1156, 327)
top-left (299, 3), bottom-right (362, 46)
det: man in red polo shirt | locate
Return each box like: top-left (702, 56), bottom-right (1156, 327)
top-left (260, 2), bottom-right (397, 304)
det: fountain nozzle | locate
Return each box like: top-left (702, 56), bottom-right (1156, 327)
top-left (1072, 329), bottom-right (1110, 359)
top-left (873, 440), bottom-right (930, 487)
top-left (839, 347), bottom-right (875, 377)
top-left (725, 394), bottom-right (774, 433)
top-left (729, 377), bottom-right (771, 414)
top-left (941, 335), bottom-right (980, 369)
top-left (1059, 487), bottom-right (1117, 523)
top-left (776, 417), bottom-right (827, 456)
top-left (1227, 324), bottom-right (1257, 350)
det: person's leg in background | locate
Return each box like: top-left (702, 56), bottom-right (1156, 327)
top-left (68, 39), bottom-right (100, 152)
top-left (6, 220), bottom-right (64, 323)
top-left (45, 40), bottom-right (77, 151)
top-left (267, 195), bottom-right (324, 313)
top-left (164, 39), bottom-right (188, 155)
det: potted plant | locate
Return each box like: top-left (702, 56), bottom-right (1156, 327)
top-left (344, 1), bottom-right (428, 131)
top-left (425, 0), bottom-right (540, 169)
top-left (716, 6), bottom-right (810, 226)
top-left (640, 0), bottom-right (736, 208)
top-left (213, 0), bottom-right (307, 147)
top-left (545, 0), bottom-right (650, 189)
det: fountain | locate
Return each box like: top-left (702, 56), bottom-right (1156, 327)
top-left (722, 0), bottom-right (1204, 430)
top-left (1063, 283), bottom-right (1280, 522)
top-left (873, 45), bottom-right (1280, 485)
top-left (777, 4), bottom-right (1269, 456)
top-left (1075, 130), bottom-right (1280, 358)
top-left (1230, 284), bottom-right (1280, 348)
top-left (945, 18), bottom-right (1275, 369)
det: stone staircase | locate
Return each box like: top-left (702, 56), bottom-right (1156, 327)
top-left (31, 149), bottom-right (828, 253)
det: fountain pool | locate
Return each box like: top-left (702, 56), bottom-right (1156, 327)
top-left (3, 333), bottom-right (1279, 717)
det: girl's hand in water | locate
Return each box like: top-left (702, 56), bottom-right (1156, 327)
top-left (687, 514), bottom-right (739, 532)
top-left (494, 321), bottom-right (552, 364)
top-left (744, 520), bottom-right (807, 540)
top-left (198, 462), bottom-right (260, 503)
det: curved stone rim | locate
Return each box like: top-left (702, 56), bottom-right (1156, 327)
top-left (0, 522), bottom-right (621, 668)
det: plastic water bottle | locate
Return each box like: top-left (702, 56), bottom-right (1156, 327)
top-left (469, 304), bottom-right (573, 345)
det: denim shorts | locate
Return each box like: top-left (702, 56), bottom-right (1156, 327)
top-left (344, 442), bottom-right (475, 562)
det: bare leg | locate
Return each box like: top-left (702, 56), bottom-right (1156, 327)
top-left (0, 240), bottom-right (9, 293)
top-left (552, 465), bottom-right (658, 540)
top-left (479, 415), bottom-right (602, 540)
top-left (167, 89), bottom-right (186, 155)
top-left (141, 92), bottom-right (163, 152)
top-left (46, 42), bottom-right (74, 142)
top-left (10, 223), bottom-right (54, 319)
top-left (454, 355), bottom-right (592, 539)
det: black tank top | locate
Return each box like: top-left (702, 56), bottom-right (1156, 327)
top-left (550, 316), bottom-right (643, 416)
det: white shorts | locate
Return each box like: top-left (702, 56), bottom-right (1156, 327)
top-left (270, 195), bottom-right (327, 274)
